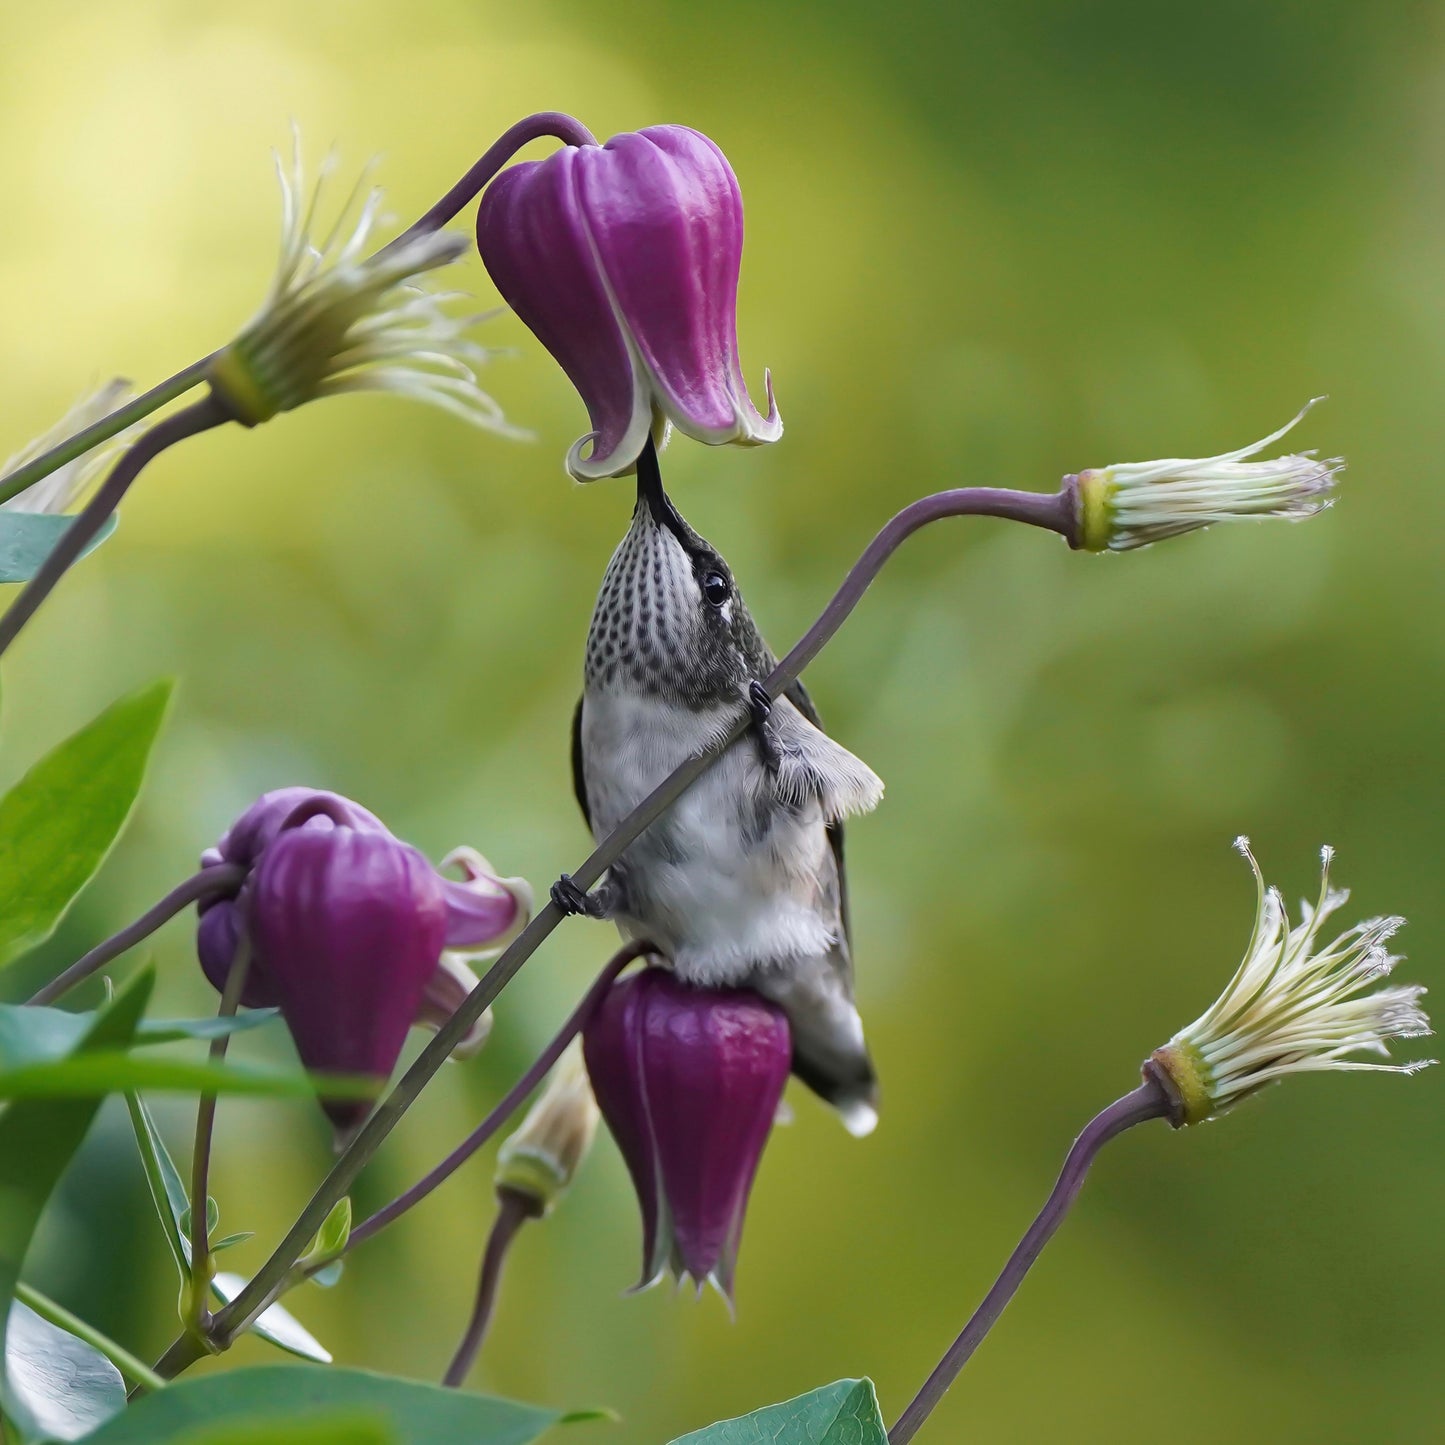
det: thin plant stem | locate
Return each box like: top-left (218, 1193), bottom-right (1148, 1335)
top-left (13, 1281), bottom-right (168, 1394)
top-left (441, 1188), bottom-right (538, 1388)
top-left (185, 936), bottom-right (252, 1339)
top-left (340, 940), bottom-right (649, 1256)
top-left (887, 1078), bottom-right (1171, 1445)
top-left (0, 357), bottom-right (217, 508)
top-left (166, 480), bottom-right (1081, 1368)
top-left (0, 396), bottom-right (230, 658)
top-left (383, 111), bottom-right (597, 253)
top-left (27, 866), bottom-right (246, 1007)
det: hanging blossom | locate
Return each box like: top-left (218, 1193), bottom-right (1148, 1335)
top-left (1146, 839), bottom-right (1432, 1126)
top-left (197, 788), bottom-right (532, 1136)
top-left (476, 124), bottom-right (781, 481)
top-left (1072, 400), bottom-right (1341, 551)
top-left (495, 1040), bottom-right (600, 1215)
top-left (0, 380), bottom-right (134, 514)
top-left (583, 967), bottom-right (791, 1305)
top-left (207, 135), bottom-right (519, 433)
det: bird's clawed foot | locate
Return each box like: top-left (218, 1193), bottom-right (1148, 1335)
top-left (550, 873), bottom-right (612, 919)
top-left (748, 680), bottom-right (782, 773)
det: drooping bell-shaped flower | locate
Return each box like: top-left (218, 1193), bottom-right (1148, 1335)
top-left (582, 967), bottom-right (791, 1303)
top-left (476, 124), bottom-right (781, 482)
top-left (251, 821), bottom-right (447, 1132)
top-left (196, 788), bottom-right (532, 1124)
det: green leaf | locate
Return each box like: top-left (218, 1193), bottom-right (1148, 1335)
top-left (5, 1299), bottom-right (124, 1441)
top-left (123, 1091), bottom-right (190, 1282)
top-left (0, 970), bottom-right (151, 1434)
top-left (0, 1005), bottom-right (278, 1071)
top-left (669, 1379), bottom-right (887, 1445)
top-left (0, 512), bottom-right (118, 585)
top-left (0, 1051), bottom-right (366, 1099)
top-left (77, 1365), bottom-right (562, 1445)
top-left (210, 1231), bottom-right (253, 1254)
top-left (299, 1197), bottom-right (351, 1287)
top-left (177, 1197), bottom-right (219, 1245)
top-left (211, 1274), bottom-right (331, 1365)
top-left (0, 679), bottom-right (172, 970)
top-left (157, 1412), bottom-right (396, 1445)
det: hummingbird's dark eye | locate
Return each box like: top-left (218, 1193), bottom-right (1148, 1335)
top-left (701, 571), bottom-right (731, 607)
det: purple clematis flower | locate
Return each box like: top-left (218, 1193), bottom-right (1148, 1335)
top-left (196, 789), bottom-right (532, 1131)
top-left (476, 124), bottom-right (781, 482)
top-left (582, 967), bottom-right (791, 1304)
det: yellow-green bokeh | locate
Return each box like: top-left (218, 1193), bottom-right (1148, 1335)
top-left (2, 1), bottom-right (1442, 1439)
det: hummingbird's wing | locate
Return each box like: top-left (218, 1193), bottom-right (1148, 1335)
top-left (570, 695), bottom-right (592, 832)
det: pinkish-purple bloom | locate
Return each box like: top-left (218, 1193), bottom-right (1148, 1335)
top-left (476, 124), bottom-right (781, 482)
top-left (196, 788), bottom-right (532, 1129)
top-left (582, 967), bottom-right (791, 1303)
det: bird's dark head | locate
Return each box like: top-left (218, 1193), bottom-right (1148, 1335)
top-left (584, 441), bottom-right (767, 706)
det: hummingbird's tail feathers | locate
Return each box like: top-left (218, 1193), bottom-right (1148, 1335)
top-left (751, 949), bottom-right (880, 1137)
top-left (770, 699), bottom-right (884, 823)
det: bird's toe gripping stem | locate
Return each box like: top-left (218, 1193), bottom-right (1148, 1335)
top-left (748, 680), bottom-right (782, 773)
top-left (550, 873), bottom-right (614, 920)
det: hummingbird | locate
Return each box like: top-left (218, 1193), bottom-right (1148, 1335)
top-left (553, 438), bottom-right (884, 1136)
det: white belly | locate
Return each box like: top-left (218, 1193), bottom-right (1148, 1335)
top-left (581, 688), bottom-right (837, 985)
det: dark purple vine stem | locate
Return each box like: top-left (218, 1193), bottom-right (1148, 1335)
top-left (887, 1078), bottom-right (1171, 1444)
top-left (27, 865), bottom-right (247, 1007)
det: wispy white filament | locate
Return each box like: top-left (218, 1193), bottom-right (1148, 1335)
top-left (1168, 840), bottom-right (1432, 1116)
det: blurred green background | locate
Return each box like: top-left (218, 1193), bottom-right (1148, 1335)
top-left (1, 0), bottom-right (1441, 1439)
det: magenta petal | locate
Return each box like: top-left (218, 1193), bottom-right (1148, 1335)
top-left (581, 127), bottom-right (778, 448)
top-left (205, 787), bottom-right (385, 870)
top-left (250, 825), bottom-right (447, 1129)
top-left (477, 151), bottom-right (647, 479)
top-left (439, 876), bottom-right (519, 950)
top-left (583, 973), bottom-right (666, 1287)
top-left (196, 898), bottom-right (281, 1010)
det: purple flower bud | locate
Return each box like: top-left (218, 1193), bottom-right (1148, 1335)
top-left (476, 124), bottom-right (781, 482)
top-left (582, 968), bottom-right (791, 1303)
top-left (251, 822), bottom-right (447, 1132)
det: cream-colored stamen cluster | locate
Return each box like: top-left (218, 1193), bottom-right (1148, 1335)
top-left (1075, 401), bottom-right (1341, 551)
top-left (1149, 839), bottom-right (1431, 1125)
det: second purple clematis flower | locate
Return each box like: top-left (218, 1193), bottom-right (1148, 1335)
top-left (197, 789), bottom-right (532, 1135)
top-left (476, 124), bottom-right (781, 481)
top-left (582, 967), bottom-right (791, 1305)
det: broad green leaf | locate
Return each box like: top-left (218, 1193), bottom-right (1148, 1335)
top-left (0, 1051), bottom-right (367, 1099)
top-left (0, 679), bottom-right (172, 969)
top-left (160, 1412), bottom-right (396, 1445)
top-left (0, 512), bottom-right (118, 585)
top-left (123, 1091), bottom-right (190, 1281)
top-left (211, 1273), bottom-right (331, 1364)
top-left (5, 1299), bottom-right (124, 1441)
top-left (0, 1005), bottom-right (278, 1071)
top-left (0, 970), bottom-right (150, 1434)
top-left (78, 1365), bottom-right (562, 1445)
top-left (669, 1379), bottom-right (887, 1445)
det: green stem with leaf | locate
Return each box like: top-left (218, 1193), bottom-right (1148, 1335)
top-left (13, 1282), bottom-right (167, 1395)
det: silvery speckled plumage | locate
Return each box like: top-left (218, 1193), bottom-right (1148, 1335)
top-left (559, 441), bottom-right (884, 1136)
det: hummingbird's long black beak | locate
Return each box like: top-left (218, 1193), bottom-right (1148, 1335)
top-left (636, 435), bottom-right (669, 525)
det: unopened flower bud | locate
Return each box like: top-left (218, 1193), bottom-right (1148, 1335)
top-left (583, 967), bottom-right (790, 1303)
top-left (1071, 401), bottom-right (1340, 552)
top-left (476, 124), bottom-right (781, 481)
top-left (1145, 839), bottom-right (1432, 1126)
top-left (208, 134), bottom-right (515, 432)
top-left (495, 1041), bottom-right (599, 1213)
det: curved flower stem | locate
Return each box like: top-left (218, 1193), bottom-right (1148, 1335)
top-left (0, 356), bottom-right (218, 508)
top-left (26, 865), bottom-right (247, 1007)
top-left (189, 482), bottom-right (1080, 1363)
top-left (185, 937), bottom-right (252, 1340)
top-left (383, 111), bottom-right (598, 253)
top-left (0, 395), bottom-right (230, 658)
top-left (887, 1079), bottom-right (1171, 1445)
top-left (13, 1281), bottom-right (168, 1394)
top-left (340, 940), bottom-right (649, 1257)
top-left (441, 1188), bottom-right (538, 1388)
